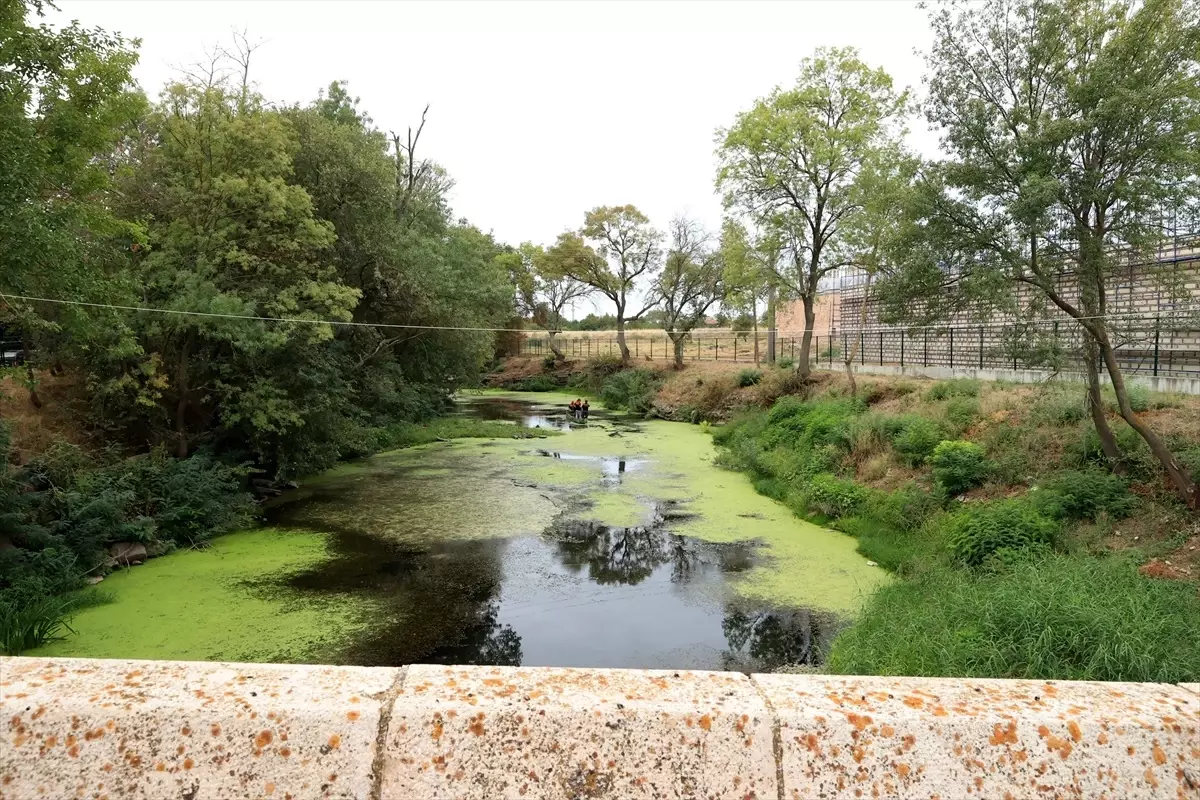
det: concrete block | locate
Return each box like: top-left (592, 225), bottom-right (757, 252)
top-left (755, 673), bottom-right (1200, 799)
top-left (0, 657), bottom-right (400, 799)
top-left (382, 664), bottom-right (776, 799)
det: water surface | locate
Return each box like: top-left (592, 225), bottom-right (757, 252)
top-left (36, 391), bottom-right (885, 670)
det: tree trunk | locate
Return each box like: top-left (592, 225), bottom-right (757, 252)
top-left (841, 273), bottom-right (872, 398)
top-left (615, 315), bottom-right (630, 365)
top-left (1095, 333), bottom-right (1196, 508)
top-left (752, 297), bottom-right (760, 366)
top-left (766, 287), bottom-right (777, 365)
top-left (1083, 339), bottom-right (1122, 471)
top-left (796, 294), bottom-right (815, 379)
top-left (175, 332), bottom-right (193, 459)
top-left (672, 334), bottom-right (685, 370)
top-left (548, 331), bottom-right (564, 361)
top-left (20, 334), bottom-right (41, 409)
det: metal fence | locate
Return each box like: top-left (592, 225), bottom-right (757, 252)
top-left (518, 318), bottom-right (1200, 378)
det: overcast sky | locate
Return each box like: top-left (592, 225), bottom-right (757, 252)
top-left (52, 0), bottom-right (943, 316)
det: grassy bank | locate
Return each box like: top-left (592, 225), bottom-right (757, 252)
top-left (490, 356), bottom-right (1200, 681)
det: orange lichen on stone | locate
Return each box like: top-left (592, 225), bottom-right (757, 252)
top-left (254, 730), bottom-right (273, 749)
top-left (990, 721), bottom-right (1018, 746)
top-left (346, 711), bottom-right (359, 722)
top-left (902, 696), bottom-right (924, 709)
top-left (182, 758), bottom-right (194, 770)
top-left (1151, 744), bottom-right (1166, 766)
top-left (895, 763), bottom-right (911, 778)
top-left (879, 724), bottom-right (895, 738)
top-left (468, 713), bottom-right (486, 737)
top-left (1066, 721), bottom-right (1082, 743)
top-left (698, 714), bottom-right (712, 732)
top-left (847, 713), bottom-right (873, 731)
top-left (327, 735), bottom-right (340, 751)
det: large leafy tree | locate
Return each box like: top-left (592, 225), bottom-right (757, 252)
top-left (894, 0), bottom-right (1200, 507)
top-left (513, 242), bottom-right (592, 360)
top-left (561, 205), bottom-right (663, 365)
top-left (0, 0), bottom-right (146, 405)
top-left (658, 217), bottom-right (724, 369)
top-left (716, 47), bottom-right (909, 378)
top-left (720, 220), bottom-right (782, 366)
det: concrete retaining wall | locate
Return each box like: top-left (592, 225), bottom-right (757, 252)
top-left (815, 362), bottom-right (1200, 396)
top-left (2, 657), bottom-right (1197, 799)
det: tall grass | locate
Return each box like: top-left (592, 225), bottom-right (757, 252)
top-left (0, 595), bottom-right (77, 655)
top-left (829, 553), bottom-right (1200, 682)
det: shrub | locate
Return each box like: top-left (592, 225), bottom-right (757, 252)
top-left (828, 553), bottom-right (1200, 682)
top-left (804, 473), bottom-right (868, 518)
top-left (737, 368), bottom-right (763, 387)
top-left (1032, 470), bottom-right (1135, 521)
top-left (943, 397), bottom-right (979, 433)
top-left (924, 379), bottom-right (980, 401)
top-left (947, 500), bottom-right (1059, 567)
top-left (776, 357), bottom-right (794, 370)
top-left (510, 375), bottom-right (560, 392)
top-left (1070, 424), bottom-right (1159, 479)
top-left (541, 355), bottom-right (558, 371)
top-left (891, 416), bottom-right (947, 467)
top-left (761, 398), bottom-right (860, 453)
top-left (599, 368), bottom-right (662, 414)
top-left (0, 595), bottom-right (77, 655)
top-left (930, 440), bottom-right (991, 495)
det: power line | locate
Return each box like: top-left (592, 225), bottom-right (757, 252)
top-left (1, 291), bottom-right (1197, 337)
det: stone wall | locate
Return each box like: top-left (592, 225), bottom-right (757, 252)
top-left (2, 657), bottom-right (1197, 799)
top-left (775, 244), bottom-right (1200, 379)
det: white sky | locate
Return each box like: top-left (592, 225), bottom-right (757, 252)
top-left (52, 0), bottom-right (944, 317)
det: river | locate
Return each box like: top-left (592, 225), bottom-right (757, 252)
top-left (33, 391), bottom-right (886, 671)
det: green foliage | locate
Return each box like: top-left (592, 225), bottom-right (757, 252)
top-left (761, 397), bottom-right (860, 453)
top-left (0, 595), bottom-right (78, 655)
top-left (599, 369), bottom-right (663, 414)
top-left (510, 376), bottom-right (561, 392)
top-left (891, 416), bottom-right (947, 467)
top-left (1032, 471), bottom-right (1135, 522)
top-left (947, 500), bottom-right (1059, 568)
top-left (923, 379), bottom-right (980, 401)
top-left (1071, 423), bottom-right (1159, 479)
top-left (930, 440), bottom-right (991, 495)
top-left (943, 397), bottom-right (979, 433)
top-left (776, 357), bottom-right (794, 370)
top-left (829, 553), bottom-right (1200, 682)
top-left (736, 368), bottom-right (763, 387)
top-left (804, 473), bottom-right (868, 518)
top-left (370, 418), bottom-right (556, 451)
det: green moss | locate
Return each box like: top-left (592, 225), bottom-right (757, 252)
top-left (32, 528), bottom-right (364, 663)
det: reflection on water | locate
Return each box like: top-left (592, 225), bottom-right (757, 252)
top-left (262, 396), bottom-right (846, 671)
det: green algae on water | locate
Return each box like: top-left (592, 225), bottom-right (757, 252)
top-left (32, 528), bottom-right (365, 663)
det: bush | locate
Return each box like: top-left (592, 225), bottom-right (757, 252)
top-left (510, 375), bottom-right (560, 392)
top-left (541, 355), bottom-right (559, 371)
top-left (1032, 470), bottom-right (1135, 521)
top-left (947, 499), bottom-right (1059, 567)
top-left (804, 473), bottom-right (868, 518)
top-left (776, 357), bottom-right (794, 370)
top-left (599, 368), bottom-right (662, 414)
top-left (737, 368), bottom-right (763, 387)
top-left (930, 440), bottom-right (991, 495)
top-left (761, 398), bottom-right (860, 453)
top-left (1070, 424), bottom-right (1159, 479)
top-left (828, 553), bottom-right (1200, 682)
top-left (943, 397), bottom-right (979, 433)
top-left (924, 379), bottom-right (980, 401)
top-left (891, 416), bottom-right (947, 467)
top-left (0, 595), bottom-right (77, 655)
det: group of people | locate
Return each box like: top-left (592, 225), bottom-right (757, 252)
top-left (568, 398), bottom-right (590, 421)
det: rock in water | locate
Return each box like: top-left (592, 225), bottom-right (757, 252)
top-left (108, 542), bottom-right (148, 566)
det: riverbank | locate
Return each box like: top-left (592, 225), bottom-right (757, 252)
top-left (489, 356), bottom-right (1200, 681)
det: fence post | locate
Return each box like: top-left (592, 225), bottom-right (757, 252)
top-left (879, 331), bottom-right (884, 365)
top-left (979, 327), bottom-right (984, 369)
top-left (635, 338), bottom-right (639, 358)
top-left (924, 329), bottom-right (929, 367)
top-left (697, 338), bottom-right (700, 361)
top-left (734, 338), bottom-right (738, 362)
top-left (900, 330), bottom-right (905, 368)
top-left (949, 327), bottom-right (955, 369)
top-left (1153, 317), bottom-right (1160, 376)
top-left (791, 338), bottom-right (795, 361)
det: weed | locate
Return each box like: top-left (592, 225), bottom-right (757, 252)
top-left (804, 473), bottom-right (868, 518)
top-left (737, 368), bottom-right (763, 387)
top-left (930, 440), bottom-right (991, 495)
top-left (943, 397), bottom-right (980, 433)
top-left (1032, 470), bottom-right (1136, 521)
top-left (599, 368), bottom-right (663, 414)
top-left (947, 499), bottom-right (1059, 567)
top-left (892, 416), bottom-right (947, 467)
top-left (924, 379), bottom-right (981, 401)
top-left (828, 553), bottom-right (1200, 682)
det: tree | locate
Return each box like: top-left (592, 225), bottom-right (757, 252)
top-left (716, 47), bottom-right (909, 378)
top-left (721, 220), bottom-right (783, 366)
top-left (560, 205), bottom-right (663, 365)
top-left (657, 217), bottom-right (724, 369)
top-left (516, 243), bottom-right (592, 360)
top-left (901, 0), bottom-right (1200, 507)
top-left (0, 0), bottom-right (146, 407)
top-left (836, 148), bottom-right (920, 396)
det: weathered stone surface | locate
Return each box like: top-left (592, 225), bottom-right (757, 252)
top-left (754, 673), bottom-right (1200, 799)
top-left (382, 664), bottom-right (776, 799)
top-left (0, 657), bottom-right (399, 799)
